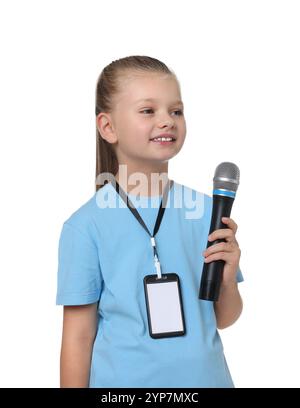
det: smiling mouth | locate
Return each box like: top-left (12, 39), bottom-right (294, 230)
top-left (150, 137), bottom-right (176, 142)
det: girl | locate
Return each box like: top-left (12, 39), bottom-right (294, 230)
top-left (56, 55), bottom-right (244, 388)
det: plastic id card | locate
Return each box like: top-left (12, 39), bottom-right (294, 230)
top-left (143, 273), bottom-right (186, 339)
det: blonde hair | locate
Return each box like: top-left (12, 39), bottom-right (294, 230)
top-left (95, 55), bottom-right (177, 192)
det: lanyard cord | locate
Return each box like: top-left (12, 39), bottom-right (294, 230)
top-left (113, 178), bottom-right (174, 278)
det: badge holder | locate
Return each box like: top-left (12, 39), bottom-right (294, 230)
top-left (143, 238), bottom-right (186, 339)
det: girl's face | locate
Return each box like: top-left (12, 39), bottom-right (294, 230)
top-left (107, 72), bottom-right (186, 170)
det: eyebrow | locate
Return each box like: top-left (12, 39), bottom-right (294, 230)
top-left (134, 98), bottom-right (184, 106)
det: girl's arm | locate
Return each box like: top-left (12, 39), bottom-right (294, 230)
top-left (213, 282), bottom-right (243, 329)
top-left (59, 302), bottom-right (98, 387)
top-left (203, 217), bottom-right (243, 329)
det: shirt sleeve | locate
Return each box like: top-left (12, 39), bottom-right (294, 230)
top-left (56, 221), bottom-right (103, 305)
top-left (236, 264), bottom-right (244, 283)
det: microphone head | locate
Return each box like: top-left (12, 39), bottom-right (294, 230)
top-left (213, 162), bottom-right (240, 193)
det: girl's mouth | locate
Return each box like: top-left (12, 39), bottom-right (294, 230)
top-left (150, 137), bottom-right (176, 145)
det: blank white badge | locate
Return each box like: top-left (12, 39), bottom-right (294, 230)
top-left (146, 280), bottom-right (184, 334)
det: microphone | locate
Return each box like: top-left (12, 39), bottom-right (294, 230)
top-left (199, 162), bottom-right (240, 301)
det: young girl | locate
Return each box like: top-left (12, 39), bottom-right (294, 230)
top-left (56, 55), bottom-right (244, 388)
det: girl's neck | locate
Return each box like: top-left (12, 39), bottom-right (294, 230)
top-left (114, 163), bottom-right (169, 197)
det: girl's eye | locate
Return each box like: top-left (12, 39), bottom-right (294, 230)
top-left (139, 109), bottom-right (183, 115)
top-left (172, 110), bottom-right (183, 116)
top-left (140, 109), bottom-right (154, 114)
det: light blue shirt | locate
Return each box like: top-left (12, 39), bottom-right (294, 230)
top-left (56, 180), bottom-right (243, 388)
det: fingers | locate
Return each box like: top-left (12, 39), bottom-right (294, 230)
top-left (203, 243), bottom-right (241, 264)
top-left (208, 217), bottom-right (238, 243)
top-left (203, 249), bottom-right (240, 264)
top-left (208, 228), bottom-right (236, 243)
top-left (204, 251), bottom-right (231, 263)
top-left (203, 241), bottom-right (237, 258)
top-left (222, 217), bottom-right (238, 234)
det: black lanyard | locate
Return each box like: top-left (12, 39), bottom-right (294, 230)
top-left (112, 178), bottom-right (174, 277)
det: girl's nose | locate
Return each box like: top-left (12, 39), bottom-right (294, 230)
top-left (157, 118), bottom-right (175, 129)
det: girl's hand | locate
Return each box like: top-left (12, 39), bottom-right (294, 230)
top-left (202, 217), bottom-right (241, 286)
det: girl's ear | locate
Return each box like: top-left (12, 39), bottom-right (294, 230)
top-left (96, 112), bottom-right (118, 144)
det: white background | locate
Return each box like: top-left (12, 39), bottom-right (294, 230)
top-left (0, 0), bottom-right (299, 387)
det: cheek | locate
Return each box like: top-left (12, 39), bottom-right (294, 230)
top-left (128, 113), bottom-right (149, 130)
top-left (131, 119), bottom-right (152, 141)
top-left (117, 115), bottom-right (139, 137)
top-left (118, 121), bottom-right (150, 148)
top-left (177, 119), bottom-right (186, 140)
top-left (135, 116), bottom-right (151, 130)
top-left (181, 122), bottom-right (187, 140)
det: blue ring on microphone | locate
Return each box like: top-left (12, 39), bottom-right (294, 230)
top-left (213, 189), bottom-right (236, 198)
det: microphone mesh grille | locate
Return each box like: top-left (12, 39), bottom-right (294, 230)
top-left (213, 162), bottom-right (240, 192)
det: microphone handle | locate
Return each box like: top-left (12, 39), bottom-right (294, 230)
top-left (199, 195), bottom-right (235, 301)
